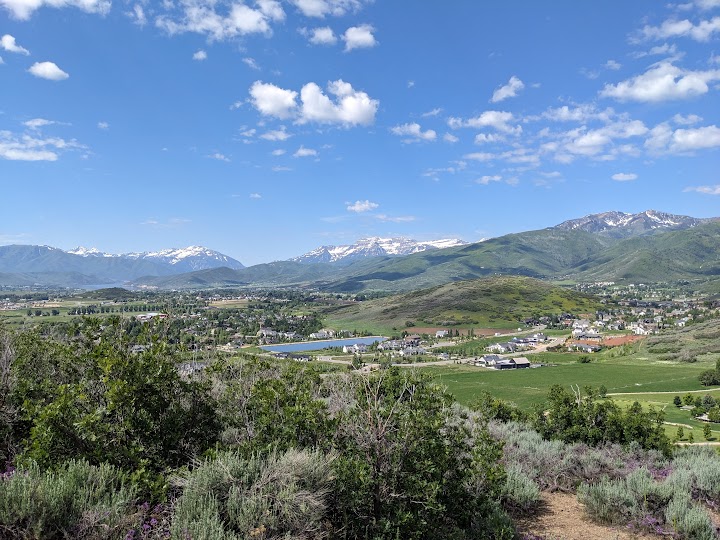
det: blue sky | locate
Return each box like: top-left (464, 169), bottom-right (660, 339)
top-left (1, 0), bottom-right (719, 266)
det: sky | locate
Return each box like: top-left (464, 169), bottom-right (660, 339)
top-left (1, 0), bottom-right (719, 266)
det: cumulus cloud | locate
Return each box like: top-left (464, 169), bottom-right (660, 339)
top-left (156, 0), bottom-right (284, 40)
top-left (193, 50), bottom-right (208, 60)
top-left (1, 0), bottom-right (110, 19)
top-left (260, 126), bottom-right (292, 140)
top-left (390, 122), bottom-right (436, 142)
top-left (250, 81), bottom-right (298, 119)
top-left (639, 17), bottom-right (720, 42)
top-left (291, 0), bottom-right (367, 18)
top-left (672, 113), bottom-right (702, 125)
top-left (670, 125), bottom-right (720, 152)
top-left (684, 184), bottom-right (720, 195)
top-left (605, 59), bottom-right (622, 70)
top-left (600, 62), bottom-right (720, 102)
top-left (0, 129), bottom-right (83, 161)
top-left (448, 110), bottom-right (521, 134)
top-left (207, 152), bottom-right (230, 161)
top-left (1, 34), bottom-right (29, 54)
top-left (298, 79), bottom-right (378, 126)
top-left (422, 107), bottom-right (443, 117)
top-left (307, 26), bottom-right (337, 45)
top-left (97, 121), bottom-right (109, 130)
top-left (249, 192), bottom-right (262, 198)
top-left (490, 76), bottom-right (524, 102)
top-left (293, 145), bottom-right (318, 157)
top-left (271, 148), bottom-right (286, 155)
top-left (611, 172), bottom-right (638, 181)
top-left (342, 24), bottom-right (376, 51)
top-left (28, 61), bottom-right (69, 80)
top-left (443, 133), bottom-right (459, 143)
top-left (346, 199), bottom-right (378, 212)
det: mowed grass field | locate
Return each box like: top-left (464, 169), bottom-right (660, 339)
top-left (429, 354), bottom-right (713, 410)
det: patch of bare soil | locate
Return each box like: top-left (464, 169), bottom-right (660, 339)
top-left (513, 492), bottom-right (664, 540)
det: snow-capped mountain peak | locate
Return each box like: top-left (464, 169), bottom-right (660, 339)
top-left (68, 246), bottom-right (116, 257)
top-left (65, 245), bottom-right (244, 270)
top-left (291, 237), bottom-right (468, 264)
top-left (554, 210), bottom-right (705, 237)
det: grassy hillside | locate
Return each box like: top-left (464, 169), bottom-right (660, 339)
top-left (575, 221), bottom-right (720, 282)
top-left (326, 229), bottom-right (614, 293)
top-left (323, 275), bottom-right (602, 333)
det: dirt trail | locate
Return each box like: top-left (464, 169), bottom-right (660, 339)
top-left (514, 492), bottom-right (664, 540)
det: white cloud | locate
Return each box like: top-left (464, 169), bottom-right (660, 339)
top-left (639, 17), bottom-right (720, 42)
top-left (230, 100), bottom-right (243, 110)
top-left (684, 184), bottom-right (720, 195)
top-left (291, 0), bottom-right (366, 18)
top-left (407, 80), bottom-right (414, 88)
top-left (271, 148), bottom-right (286, 155)
top-left (422, 107), bottom-right (443, 117)
top-left (1, 34), bottom-right (29, 55)
top-left (346, 199), bottom-right (378, 212)
top-left (529, 104), bottom-right (614, 123)
top-left (193, 50), bottom-right (208, 61)
top-left (600, 62), bottom-right (720, 102)
top-left (260, 127), bottom-right (292, 141)
top-left (448, 110), bottom-right (521, 134)
top-left (611, 172), bottom-right (638, 181)
top-left (1, 0), bottom-right (110, 20)
top-left (207, 152), bottom-right (230, 161)
top-left (375, 214), bottom-right (415, 223)
top-left (491, 76), bottom-right (524, 102)
top-left (308, 26), bottom-right (337, 45)
top-left (293, 145), bottom-right (318, 157)
top-left (390, 122), bottom-right (436, 142)
top-left (0, 55), bottom-right (3, 64)
top-left (249, 192), bottom-right (262, 199)
top-left (128, 4), bottom-right (146, 26)
top-left (0, 129), bottom-right (83, 161)
top-left (243, 57), bottom-right (260, 70)
top-left (443, 133), bottom-right (458, 143)
top-left (299, 79), bottom-right (378, 126)
top-left (474, 133), bottom-right (505, 144)
top-left (156, 1), bottom-right (283, 40)
top-left (23, 118), bottom-right (55, 129)
top-left (476, 175), bottom-right (502, 185)
top-left (249, 81), bottom-right (298, 119)
top-left (140, 217), bottom-right (191, 228)
top-left (28, 61), bottom-right (69, 81)
top-left (670, 125), bottom-right (720, 151)
top-left (342, 24), bottom-right (376, 51)
top-left (272, 165), bottom-right (292, 171)
top-left (672, 113), bottom-right (703, 125)
top-left (97, 121), bottom-right (109, 130)
top-left (605, 59), bottom-right (621, 70)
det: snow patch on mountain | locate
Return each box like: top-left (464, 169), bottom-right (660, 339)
top-left (291, 237), bottom-right (468, 264)
top-left (66, 246), bottom-right (244, 270)
top-left (554, 210), bottom-right (704, 236)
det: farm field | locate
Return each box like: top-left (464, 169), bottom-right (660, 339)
top-left (429, 354), bottom-right (714, 409)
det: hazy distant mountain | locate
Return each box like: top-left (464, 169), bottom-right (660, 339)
top-left (0, 245), bottom-right (243, 286)
top-left (68, 245), bottom-right (244, 272)
top-left (553, 210), bottom-right (709, 238)
top-left (291, 237), bottom-right (468, 264)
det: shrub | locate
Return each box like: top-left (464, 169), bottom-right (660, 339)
top-left (577, 477), bottom-right (638, 525)
top-left (0, 459), bottom-right (137, 539)
top-left (501, 464), bottom-right (541, 511)
top-left (171, 448), bottom-right (335, 540)
top-left (665, 495), bottom-right (715, 540)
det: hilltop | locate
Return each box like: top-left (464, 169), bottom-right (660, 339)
top-left (323, 276), bottom-right (602, 331)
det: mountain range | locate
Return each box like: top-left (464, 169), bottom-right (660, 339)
top-left (290, 237), bottom-right (468, 264)
top-left (0, 210), bottom-right (718, 291)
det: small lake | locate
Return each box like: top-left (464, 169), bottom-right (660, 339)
top-left (260, 336), bottom-right (387, 353)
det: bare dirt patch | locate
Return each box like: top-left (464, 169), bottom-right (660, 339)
top-left (513, 492), bottom-right (663, 540)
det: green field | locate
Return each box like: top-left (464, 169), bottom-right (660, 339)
top-left (429, 353), bottom-right (714, 409)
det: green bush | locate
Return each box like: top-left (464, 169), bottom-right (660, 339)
top-left (501, 464), bottom-right (541, 511)
top-left (0, 460), bottom-right (136, 539)
top-left (664, 495), bottom-right (715, 540)
top-left (171, 448), bottom-right (335, 540)
top-left (577, 476), bottom-right (638, 525)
